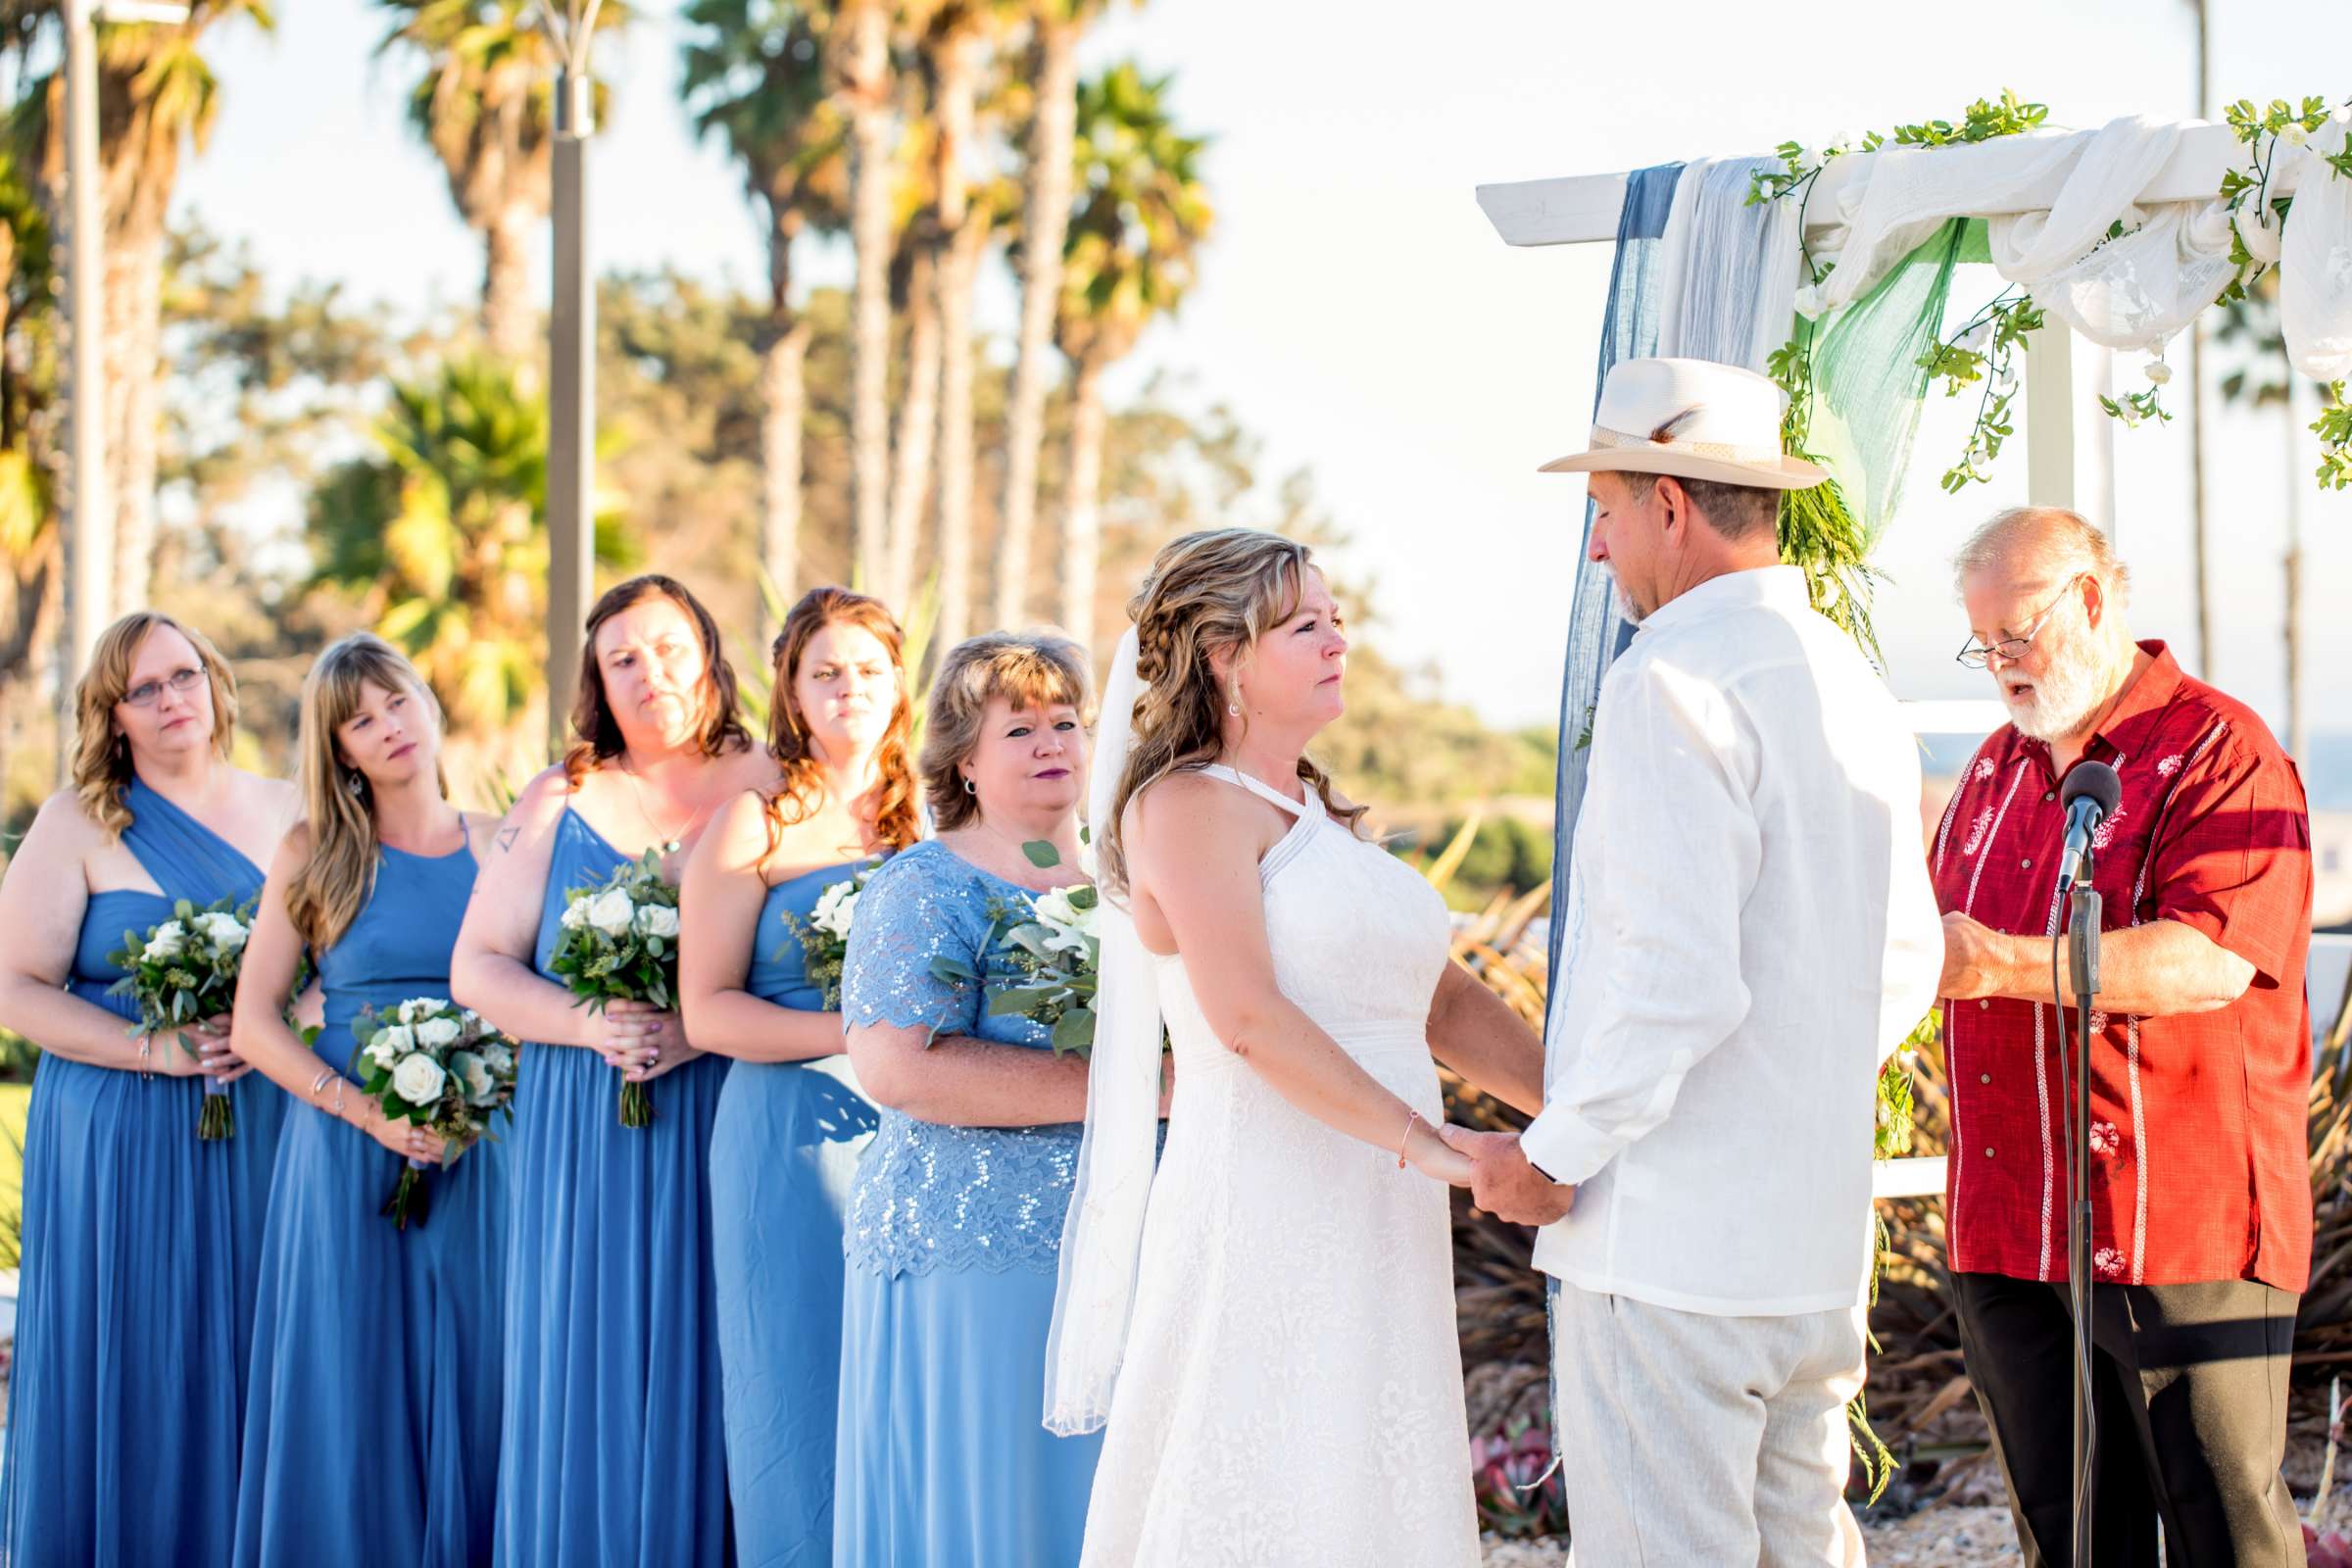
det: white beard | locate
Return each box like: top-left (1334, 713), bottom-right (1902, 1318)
top-left (1611, 582), bottom-right (1646, 626)
top-left (2003, 634), bottom-right (2115, 742)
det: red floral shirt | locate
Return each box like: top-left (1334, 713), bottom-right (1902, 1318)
top-left (1931, 642), bottom-right (2313, 1291)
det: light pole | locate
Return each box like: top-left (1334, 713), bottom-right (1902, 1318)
top-left (539, 0), bottom-right (603, 756)
top-left (57, 0), bottom-right (189, 780)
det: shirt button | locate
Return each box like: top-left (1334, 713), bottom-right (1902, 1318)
top-left (1984, 1148), bottom-right (1996, 1158)
top-left (1979, 999), bottom-right (1990, 1009)
top-left (2020, 858), bottom-right (2033, 869)
top-left (1980, 1073), bottom-right (1991, 1085)
top-left (2043, 791), bottom-right (2056, 803)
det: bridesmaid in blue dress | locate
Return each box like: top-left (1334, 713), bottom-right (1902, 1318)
top-left (453, 575), bottom-right (774, 1567)
top-left (681, 588), bottom-right (923, 1567)
top-left (0, 612), bottom-right (297, 1565)
top-left (228, 633), bottom-right (509, 1566)
top-left (834, 631), bottom-right (1110, 1568)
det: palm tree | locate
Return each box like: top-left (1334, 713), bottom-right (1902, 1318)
top-left (679, 0), bottom-right (846, 644)
top-left (835, 0), bottom-right (896, 592)
top-left (882, 108), bottom-right (942, 613)
top-left (375, 0), bottom-right (627, 363)
top-left (920, 0), bottom-right (1009, 652)
top-left (0, 146), bottom-right (56, 785)
top-left (989, 0), bottom-right (1106, 629)
top-left (309, 355), bottom-right (632, 735)
top-left (1052, 63), bottom-right (1207, 650)
top-left (6, 0), bottom-right (272, 618)
top-left (2214, 271), bottom-right (2310, 769)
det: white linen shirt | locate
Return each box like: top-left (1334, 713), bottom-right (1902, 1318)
top-left (1524, 565), bottom-right (1943, 1316)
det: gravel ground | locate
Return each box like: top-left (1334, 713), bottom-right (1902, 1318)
top-left (1480, 1508), bottom-right (2023, 1567)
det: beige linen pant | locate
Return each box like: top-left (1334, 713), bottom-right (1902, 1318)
top-left (1551, 1284), bottom-right (1868, 1567)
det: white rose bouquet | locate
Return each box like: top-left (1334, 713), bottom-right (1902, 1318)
top-left (546, 846), bottom-right (681, 1128)
top-left (351, 997), bottom-right (517, 1230)
top-left (776, 860), bottom-right (880, 1009)
top-left (106, 894), bottom-right (256, 1141)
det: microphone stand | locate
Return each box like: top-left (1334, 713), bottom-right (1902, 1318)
top-left (2064, 866), bottom-right (2102, 1567)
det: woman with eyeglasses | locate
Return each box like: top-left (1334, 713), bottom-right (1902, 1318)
top-left (0, 612), bottom-right (301, 1566)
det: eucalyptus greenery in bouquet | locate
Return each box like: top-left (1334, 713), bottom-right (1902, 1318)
top-left (777, 860), bottom-right (880, 1009)
top-left (547, 847), bottom-right (681, 1128)
top-left (929, 838), bottom-right (1102, 1058)
top-left (107, 894), bottom-right (256, 1141)
top-left (352, 998), bottom-right (517, 1230)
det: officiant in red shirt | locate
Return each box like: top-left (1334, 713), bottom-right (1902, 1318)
top-left (1931, 506), bottom-right (2313, 1568)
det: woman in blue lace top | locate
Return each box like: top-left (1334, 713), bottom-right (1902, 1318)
top-left (833, 632), bottom-right (1117, 1568)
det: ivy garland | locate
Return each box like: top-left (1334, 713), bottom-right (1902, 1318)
top-left (1752, 91), bottom-right (2352, 502)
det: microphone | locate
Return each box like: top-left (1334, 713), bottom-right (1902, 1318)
top-left (2056, 761), bottom-right (2122, 894)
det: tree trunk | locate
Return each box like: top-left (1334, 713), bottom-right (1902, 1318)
top-left (845, 0), bottom-right (895, 595)
top-left (483, 203), bottom-right (537, 365)
top-left (935, 214), bottom-right (987, 656)
top-left (992, 17), bottom-right (1081, 629)
top-left (103, 221), bottom-right (164, 617)
top-left (884, 242), bottom-right (942, 613)
top-left (1057, 349), bottom-right (1107, 651)
top-left (759, 316), bottom-right (810, 651)
top-left (930, 24), bottom-right (987, 656)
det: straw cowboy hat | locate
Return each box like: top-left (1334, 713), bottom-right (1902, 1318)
top-left (1541, 357), bottom-right (1826, 491)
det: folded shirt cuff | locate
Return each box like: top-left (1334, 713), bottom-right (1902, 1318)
top-left (1519, 1106), bottom-right (1623, 1191)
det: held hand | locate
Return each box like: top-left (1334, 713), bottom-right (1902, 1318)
top-left (602, 1010), bottom-right (693, 1082)
top-left (587, 999), bottom-right (669, 1059)
top-left (1404, 1120), bottom-right (1476, 1187)
top-left (1438, 1125), bottom-right (1576, 1225)
top-left (156, 1016), bottom-right (247, 1081)
top-left (1938, 910), bottom-right (2014, 1002)
top-left (361, 1103), bottom-right (448, 1165)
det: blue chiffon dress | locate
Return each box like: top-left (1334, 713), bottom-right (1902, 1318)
top-left (0, 776), bottom-right (288, 1565)
top-left (831, 842), bottom-right (1104, 1568)
top-left (233, 831), bottom-right (509, 1566)
top-left (494, 807), bottom-right (734, 1567)
top-left (710, 860), bottom-right (883, 1567)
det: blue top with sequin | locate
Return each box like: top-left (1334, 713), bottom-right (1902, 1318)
top-left (839, 841), bottom-right (1083, 1278)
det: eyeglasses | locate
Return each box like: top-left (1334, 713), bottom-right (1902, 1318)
top-left (1954, 575), bottom-right (2086, 669)
top-left (122, 667), bottom-right (207, 708)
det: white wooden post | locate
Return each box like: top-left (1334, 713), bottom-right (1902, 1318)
top-left (2025, 325), bottom-right (2077, 512)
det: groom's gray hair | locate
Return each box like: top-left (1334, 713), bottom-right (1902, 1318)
top-left (1616, 470), bottom-right (1779, 541)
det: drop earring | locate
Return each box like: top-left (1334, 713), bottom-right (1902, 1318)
top-left (1227, 683), bottom-right (1243, 718)
top-left (345, 769), bottom-right (367, 800)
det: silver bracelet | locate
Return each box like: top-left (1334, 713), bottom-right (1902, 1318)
top-left (308, 1067), bottom-right (335, 1102)
top-left (137, 1036), bottom-right (152, 1080)
top-left (331, 1078), bottom-right (346, 1117)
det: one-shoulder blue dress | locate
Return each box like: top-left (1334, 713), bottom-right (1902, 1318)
top-left (234, 831), bottom-right (509, 1566)
top-left (710, 859), bottom-right (883, 1567)
top-left (494, 808), bottom-right (734, 1567)
top-left (0, 776), bottom-right (288, 1565)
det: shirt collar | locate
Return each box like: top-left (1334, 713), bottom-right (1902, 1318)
top-left (1636, 564), bottom-right (1810, 637)
top-left (2015, 639), bottom-right (2182, 766)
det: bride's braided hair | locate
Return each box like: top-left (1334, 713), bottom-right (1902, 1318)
top-left (1100, 528), bottom-right (1367, 895)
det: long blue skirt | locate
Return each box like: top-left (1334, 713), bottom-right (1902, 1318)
top-left (832, 1264), bottom-right (1104, 1568)
top-left (232, 1102), bottom-right (509, 1566)
top-left (0, 1055), bottom-right (287, 1565)
top-left (494, 1043), bottom-right (733, 1567)
top-left (710, 1060), bottom-right (877, 1567)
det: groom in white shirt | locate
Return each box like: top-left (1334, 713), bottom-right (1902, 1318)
top-left (1445, 357), bottom-right (1943, 1566)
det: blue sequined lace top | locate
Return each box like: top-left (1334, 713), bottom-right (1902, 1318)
top-left (840, 840), bottom-right (1083, 1278)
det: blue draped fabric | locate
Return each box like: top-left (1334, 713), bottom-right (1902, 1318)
top-left (1543, 162), bottom-right (1685, 969)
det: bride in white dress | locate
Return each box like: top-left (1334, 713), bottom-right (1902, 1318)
top-left (1045, 528), bottom-right (1547, 1567)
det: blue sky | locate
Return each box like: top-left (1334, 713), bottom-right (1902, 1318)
top-left (172, 0), bottom-right (2352, 737)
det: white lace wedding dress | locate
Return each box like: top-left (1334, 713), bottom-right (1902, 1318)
top-left (1078, 764), bottom-right (1479, 1567)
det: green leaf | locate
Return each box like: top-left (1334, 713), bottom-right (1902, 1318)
top-left (927, 956), bottom-right (980, 985)
top-left (1021, 840), bottom-right (1063, 869)
top-left (1052, 1008), bottom-right (1097, 1055)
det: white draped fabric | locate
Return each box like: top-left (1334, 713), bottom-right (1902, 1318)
top-left (1815, 112), bottom-right (2352, 377)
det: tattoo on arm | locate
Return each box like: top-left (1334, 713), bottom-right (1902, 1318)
top-left (495, 827), bottom-right (520, 854)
